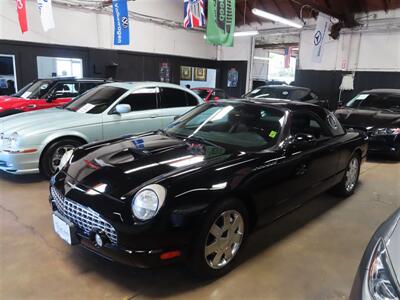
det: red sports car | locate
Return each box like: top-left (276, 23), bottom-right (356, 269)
top-left (192, 88), bottom-right (227, 102)
top-left (0, 77), bottom-right (108, 117)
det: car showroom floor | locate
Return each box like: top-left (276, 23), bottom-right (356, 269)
top-left (0, 160), bottom-right (399, 300)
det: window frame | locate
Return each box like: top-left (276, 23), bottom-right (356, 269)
top-left (108, 86), bottom-right (160, 114)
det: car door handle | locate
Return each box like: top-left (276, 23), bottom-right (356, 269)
top-left (26, 104), bottom-right (36, 109)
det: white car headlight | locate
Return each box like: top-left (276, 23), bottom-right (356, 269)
top-left (368, 239), bottom-right (399, 300)
top-left (58, 150), bottom-right (74, 171)
top-left (131, 184), bottom-right (166, 221)
top-left (2, 132), bottom-right (19, 152)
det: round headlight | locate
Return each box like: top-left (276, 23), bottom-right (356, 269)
top-left (131, 184), bottom-right (166, 221)
top-left (58, 150), bottom-right (74, 171)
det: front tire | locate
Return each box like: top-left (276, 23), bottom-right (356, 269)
top-left (331, 153), bottom-right (361, 197)
top-left (40, 138), bottom-right (83, 178)
top-left (188, 198), bottom-right (249, 278)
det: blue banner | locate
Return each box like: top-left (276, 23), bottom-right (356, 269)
top-left (112, 0), bottom-right (130, 45)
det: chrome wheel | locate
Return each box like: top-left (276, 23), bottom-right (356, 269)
top-left (51, 145), bottom-right (75, 172)
top-left (345, 157), bottom-right (359, 192)
top-left (204, 210), bottom-right (244, 269)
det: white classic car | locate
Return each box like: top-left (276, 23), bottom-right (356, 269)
top-left (0, 82), bottom-right (203, 177)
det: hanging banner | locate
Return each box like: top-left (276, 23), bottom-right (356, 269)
top-left (37, 0), bottom-right (55, 31)
top-left (312, 12), bottom-right (330, 63)
top-left (112, 0), bottom-right (130, 46)
top-left (206, 0), bottom-right (235, 47)
top-left (16, 0), bottom-right (28, 33)
top-left (184, 0), bottom-right (206, 28)
top-left (284, 47), bottom-right (293, 68)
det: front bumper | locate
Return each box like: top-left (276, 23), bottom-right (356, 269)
top-left (368, 135), bottom-right (399, 156)
top-left (0, 150), bottom-right (40, 174)
top-left (49, 186), bottom-right (187, 268)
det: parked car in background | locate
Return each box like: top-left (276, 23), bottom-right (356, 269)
top-left (350, 208), bottom-right (399, 300)
top-left (0, 77), bottom-right (109, 117)
top-left (192, 88), bottom-right (227, 101)
top-left (0, 82), bottom-right (203, 177)
top-left (252, 80), bottom-right (286, 89)
top-left (335, 89), bottom-right (400, 160)
top-left (244, 85), bottom-right (329, 108)
top-left (50, 99), bottom-right (367, 278)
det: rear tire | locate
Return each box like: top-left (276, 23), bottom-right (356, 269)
top-left (40, 138), bottom-right (83, 178)
top-left (188, 198), bottom-right (249, 278)
top-left (331, 153), bottom-right (361, 197)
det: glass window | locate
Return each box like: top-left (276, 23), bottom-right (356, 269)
top-left (346, 93), bottom-right (400, 111)
top-left (193, 89), bottom-right (210, 100)
top-left (166, 103), bottom-right (285, 151)
top-left (18, 79), bottom-right (54, 99)
top-left (50, 82), bottom-right (79, 98)
top-left (214, 90), bottom-right (226, 99)
top-left (120, 88), bottom-right (157, 111)
top-left (160, 88), bottom-right (188, 108)
top-left (78, 82), bottom-right (102, 94)
top-left (187, 92), bottom-right (200, 106)
top-left (290, 113), bottom-right (330, 139)
top-left (64, 86), bottom-right (127, 114)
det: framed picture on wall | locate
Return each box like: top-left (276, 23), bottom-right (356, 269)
top-left (180, 66), bottom-right (192, 80)
top-left (227, 67), bottom-right (239, 88)
top-left (194, 67), bottom-right (207, 81)
top-left (160, 63), bottom-right (171, 82)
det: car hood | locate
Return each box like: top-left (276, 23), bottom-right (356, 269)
top-left (335, 108), bottom-right (400, 129)
top-left (61, 132), bottom-right (236, 200)
top-left (0, 96), bottom-right (30, 110)
top-left (1, 108), bottom-right (100, 136)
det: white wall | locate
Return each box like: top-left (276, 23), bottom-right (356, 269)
top-left (0, 0), bottom-right (217, 59)
top-left (298, 9), bottom-right (400, 72)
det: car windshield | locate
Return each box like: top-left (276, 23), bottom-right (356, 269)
top-left (244, 87), bottom-right (309, 101)
top-left (346, 93), bottom-right (400, 111)
top-left (64, 86), bottom-right (127, 114)
top-left (165, 102), bottom-right (285, 151)
top-left (193, 89), bottom-right (210, 99)
top-left (17, 80), bottom-right (54, 99)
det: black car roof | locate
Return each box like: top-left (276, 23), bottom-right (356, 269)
top-left (218, 98), bottom-right (325, 114)
top-left (257, 85), bottom-right (310, 91)
top-left (361, 89), bottom-right (400, 95)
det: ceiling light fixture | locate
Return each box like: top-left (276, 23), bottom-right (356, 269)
top-left (234, 30), bottom-right (259, 37)
top-left (253, 56), bottom-right (270, 61)
top-left (252, 8), bottom-right (303, 29)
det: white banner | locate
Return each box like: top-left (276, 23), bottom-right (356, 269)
top-left (37, 0), bottom-right (55, 31)
top-left (312, 13), bottom-right (330, 63)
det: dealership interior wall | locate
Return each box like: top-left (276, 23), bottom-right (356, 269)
top-left (1, 1), bottom-right (400, 299)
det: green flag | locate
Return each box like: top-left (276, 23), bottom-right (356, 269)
top-left (206, 0), bottom-right (235, 47)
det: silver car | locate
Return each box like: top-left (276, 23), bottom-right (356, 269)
top-left (0, 82), bottom-right (203, 177)
top-left (350, 209), bottom-right (400, 300)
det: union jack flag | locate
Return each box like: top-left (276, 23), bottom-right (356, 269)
top-left (184, 0), bottom-right (206, 28)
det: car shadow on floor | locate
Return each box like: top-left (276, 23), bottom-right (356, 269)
top-left (0, 171), bottom-right (45, 183)
top-left (66, 191), bottom-right (348, 298)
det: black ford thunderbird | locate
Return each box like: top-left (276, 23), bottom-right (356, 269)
top-left (50, 100), bottom-right (368, 277)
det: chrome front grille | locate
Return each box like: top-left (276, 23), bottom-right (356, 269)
top-left (51, 187), bottom-right (118, 245)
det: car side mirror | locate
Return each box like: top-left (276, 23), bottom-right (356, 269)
top-left (46, 95), bottom-right (56, 103)
top-left (173, 115), bottom-right (180, 121)
top-left (115, 104), bottom-right (131, 114)
top-left (337, 101), bottom-right (344, 108)
top-left (287, 133), bottom-right (317, 154)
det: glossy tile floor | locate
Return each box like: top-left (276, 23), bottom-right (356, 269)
top-left (1, 159), bottom-right (399, 300)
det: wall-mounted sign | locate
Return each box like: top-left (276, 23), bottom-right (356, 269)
top-left (312, 12), bottom-right (330, 63)
top-left (194, 68), bottom-right (207, 81)
top-left (181, 66), bottom-right (192, 80)
top-left (227, 68), bottom-right (238, 88)
top-left (160, 63), bottom-right (171, 83)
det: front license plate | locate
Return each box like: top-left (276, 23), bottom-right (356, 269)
top-left (53, 213), bottom-right (74, 245)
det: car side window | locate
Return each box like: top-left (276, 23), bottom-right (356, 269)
top-left (119, 88), bottom-right (158, 111)
top-left (160, 88), bottom-right (192, 108)
top-left (50, 82), bottom-right (79, 98)
top-left (214, 90), bottom-right (226, 99)
top-left (291, 112), bottom-right (331, 140)
top-left (79, 82), bottom-right (101, 94)
top-left (186, 92), bottom-right (199, 106)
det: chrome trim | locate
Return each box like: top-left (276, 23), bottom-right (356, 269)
top-left (50, 187), bottom-right (117, 245)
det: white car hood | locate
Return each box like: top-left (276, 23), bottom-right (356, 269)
top-left (1, 108), bottom-right (101, 136)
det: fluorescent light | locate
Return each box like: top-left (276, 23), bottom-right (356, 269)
top-left (254, 56), bottom-right (270, 61)
top-left (234, 30), bottom-right (259, 37)
top-left (252, 8), bottom-right (303, 29)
